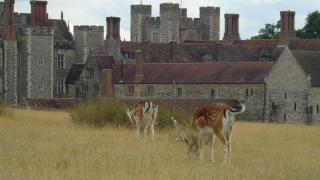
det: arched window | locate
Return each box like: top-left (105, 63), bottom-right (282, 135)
top-left (210, 89), bottom-right (215, 98)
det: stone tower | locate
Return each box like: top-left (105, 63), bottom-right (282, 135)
top-left (160, 3), bottom-right (180, 43)
top-left (279, 11), bottom-right (296, 40)
top-left (30, 0), bottom-right (48, 26)
top-left (73, 25), bottom-right (104, 63)
top-left (131, 4), bottom-right (152, 42)
top-left (106, 17), bottom-right (125, 62)
top-left (223, 14), bottom-right (240, 44)
top-left (3, 0), bottom-right (18, 105)
top-left (200, 7), bottom-right (220, 41)
top-left (27, 27), bottom-right (54, 99)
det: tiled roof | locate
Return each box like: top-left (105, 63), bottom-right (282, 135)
top-left (112, 63), bottom-right (272, 84)
top-left (291, 50), bottom-right (320, 87)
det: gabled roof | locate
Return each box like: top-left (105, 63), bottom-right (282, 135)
top-left (291, 50), bottom-right (320, 87)
top-left (112, 63), bottom-right (273, 84)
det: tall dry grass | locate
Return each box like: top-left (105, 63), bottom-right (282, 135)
top-left (0, 108), bottom-right (319, 180)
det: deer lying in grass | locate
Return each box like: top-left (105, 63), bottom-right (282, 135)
top-left (126, 100), bottom-right (159, 139)
top-left (172, 103), bottom-right (245, 163)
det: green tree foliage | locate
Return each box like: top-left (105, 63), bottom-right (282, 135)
top-left (251, 21), bottom-right (280, 39)
top-left (296, 11), bottom-right (320, 39)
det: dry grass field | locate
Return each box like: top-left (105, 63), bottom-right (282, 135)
top-left (0, 108), bottom-right (320, 180)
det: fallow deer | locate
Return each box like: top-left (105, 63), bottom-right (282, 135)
top-left (126, 100), bottom-right (159, 139)
top-left (172, 102), bottom-right (245, 163)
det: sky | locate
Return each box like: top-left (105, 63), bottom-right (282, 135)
top-left (13, 0), bottom-right (320, 40)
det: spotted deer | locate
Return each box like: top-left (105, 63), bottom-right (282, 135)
top-left (126, 100), bottom-right (159, 139)
top-left (172, 102), bottom-right (245, 163)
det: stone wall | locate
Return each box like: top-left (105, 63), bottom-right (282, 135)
top-left (73, 26), bottom-right (104, 63)
top-left (4, 40), bottom-right (17, 105)
top-left (200, 7), bottom-right (220, 41)
top-left (28, 27), bottom-right (54, 99)
top-left (310, 87), bottom-right (320, 124)
top-left (53, 48), bottom-right (76, 98)
top-left (160, 3), bottom-right (180, 43)
top-left (131, 5), bottom-right (152, 42)
top-left (114, 83), bottom-right (266, 120)
top-left (266, 49), bottom-right (311, 124)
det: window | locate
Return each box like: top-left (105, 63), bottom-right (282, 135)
top-left (284, 93), bottom-right (287, 99)
top-left (147, 85), bottom-right (154, 94)
top-left (128, 85), bottom-right (134, 94)
top-left (200, 53), bottom-right (213, 62)
top-left (57, 54), bottom-right (64, 69)
top-left (284, 113), bottom-right (287, 121)
top-left (177, 87), bottom-right (183, 97)
top-left (94, 85), bottom-right (99, 92)
top-left (210, 89), bottom-right (215, 98)
top-left (246, 89), bottom-right (249, 97)
top-left (57, 79), bottom-right (64, 94)
top-left (317, 104), bottom-right (319, 113)
top-left (306, 107), bottom-right (309, 115)
top-left (251, 89), bottom-right (254, 96)
top-left (123, 52), bottom-right (135, 60)
top-left (294, 103), bottom-right (297, 111)
top-left (38, 84), bottom-right (44, 90)
top-left (152, 31), bottom-right (160, 42)
top-left (81, 84), bottom-right (89, 92)
top-left (310, 106), bottom-right (313, 115)
top-left (38, 59), bottom-right (43, 65)
top-left (261, 55), bottom-right (273, 62)
top-left (86, 67), bottom-right (95, 77)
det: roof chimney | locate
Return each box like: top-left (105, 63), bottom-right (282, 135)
top-left (106, 17), bottom-right (121, 40)
top-left (4, 0), bottom-right (16, 40)
top-left (223, 14), bottom-right (240, 45)
top-left (30, 0), bottom-right (48, 26)
top-left (279, 11), bottom-right (296, 40)
top-left (135, 50), bottom-right (144, 83)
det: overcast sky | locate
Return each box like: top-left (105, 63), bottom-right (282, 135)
top-left (14, 0), bottom-right (320, 40)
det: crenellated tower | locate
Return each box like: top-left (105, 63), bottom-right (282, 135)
top-left (131, 4), bottom-right (152, 42)
top-left (200, 7), bottom-right (220, 41)
top-left (160, 3), bottom-right (180, 43)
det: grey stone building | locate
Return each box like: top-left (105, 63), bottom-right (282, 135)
top-left (265, 48), bottom-right (320, 124)
top-left (131, 3), bottom-right (220, 43)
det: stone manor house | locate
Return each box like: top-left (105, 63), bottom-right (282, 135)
top-left (1, 0), bottom-right (320, 124)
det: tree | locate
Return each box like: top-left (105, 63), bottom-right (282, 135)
top-left (251, 21), bottom-right (280, 39)
top-left (296, 11), bottom-right (320, 39)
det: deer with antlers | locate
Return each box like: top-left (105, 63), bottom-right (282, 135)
top-left (126, 100), bottom-right (159, 139)
top-left (172, 102), bottom-right (245, 163)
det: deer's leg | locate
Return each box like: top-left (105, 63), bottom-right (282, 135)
top-left (216, 132), bottom-right (228, 164)
top-left (210, 135), bottom-right (216, 162)
top-left (198, 133), bottom-right (204, 161)
top-left (150, 125), bottom-right (155, 141)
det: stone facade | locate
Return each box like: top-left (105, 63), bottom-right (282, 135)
top-left (131, 3), bottom-right (220, 43)
top-left (73, 26), bottom-right (104, 63)
top-left (113, 83), bottom-right (265, 121)
top-left (265, 48), bottom-right (318, 124)
top-left (28, 27), bottom-right (54, 99)
top-left (3, 40), bottom-right (17, 105)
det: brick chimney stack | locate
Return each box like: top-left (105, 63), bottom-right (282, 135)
top-left (4, 0), bottom-right (16, 40)
top-left (135, 50), bottom-right (144, 83)
top-left (30, 0), bottom-right (48, 26)
top-left (223, 14), bottom-right (240, 44)
top-left (106, 17), bottom-right (121, 40)
top-left (101, 69), bottom-right (113, 97)
top-left (279, 11), bottom-right (296, 40)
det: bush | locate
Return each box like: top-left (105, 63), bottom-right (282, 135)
top-left (71, 99), bottom-right (192, 129)
top-left (156, 105), bottom-right (191, 129)
top-left (71, 99), bottom-right (129, 128)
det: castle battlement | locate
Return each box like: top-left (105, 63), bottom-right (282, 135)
top-left (131, 3), bottom-right (220, 42)
top-left (145, 17), bottom-right (160, 24)
top-left (73, 25), bottom-right (104, 32)
top-left (160, 3), bottom-right (179, 10)
top-left (31, 27), bottom-right (54, 36)
top-left (131, 4), bottom-right (152, 13)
